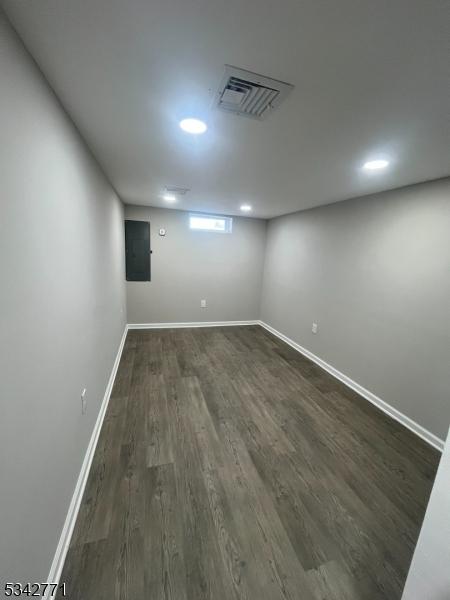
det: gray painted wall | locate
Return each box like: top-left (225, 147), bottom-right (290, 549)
top-left (260, 178), bottom-right (450, 441)
top-left (125, 205), bottom-right (266, 324)
top-left (402, 427), bottom-right (450, 599)
top-left (0, 12), bottom-right (126, 584)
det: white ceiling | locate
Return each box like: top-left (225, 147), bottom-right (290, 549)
top-left (2, 0), bottom-right (449, 218)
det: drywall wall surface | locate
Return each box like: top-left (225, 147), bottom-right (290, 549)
top-left (0, 12), bottom-right (126, 584)
top-left (402, 428), bottom-right (450, 599)
top-left (125, 205), bottom-right (266, 323)
top-left (260, 178), bottom-right (450, 440)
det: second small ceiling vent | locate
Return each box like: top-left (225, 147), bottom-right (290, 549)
top-left (215, 65), bottom-right (294, 120)
top-left (165, 186), bottom-right (190, 195)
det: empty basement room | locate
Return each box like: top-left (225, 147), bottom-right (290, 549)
top-left (1, 1), bottom-right (450, 599)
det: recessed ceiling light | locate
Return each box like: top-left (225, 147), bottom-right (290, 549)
top-left (240, 204), bottom-right (252, 212)
top-left (163, 194), bottom-right (176, 203)
top-left (179, 118), bottom-right (207, 134)
top-left (363, 159), bottom-right (389, 171)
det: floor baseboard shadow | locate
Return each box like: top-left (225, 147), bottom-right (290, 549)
top-left (127, 320), bottom-right (259, 329)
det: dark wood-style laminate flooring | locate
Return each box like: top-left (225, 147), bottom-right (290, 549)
top-left (60, 325), bottom-right (440, 599)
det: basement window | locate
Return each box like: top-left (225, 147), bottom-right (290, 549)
top-left (189, 213), bottom-right (232, 233)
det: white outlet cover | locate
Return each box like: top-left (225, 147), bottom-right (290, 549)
top-left (312, 323), bottom-right (318, 334)
top-left (159, 228), bottom-right (166, 236)
top-left (201, 299), bottom-right (207, 308)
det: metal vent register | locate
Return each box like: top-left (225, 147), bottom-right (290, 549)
top-left (215, 65), bottom-right (294, 120)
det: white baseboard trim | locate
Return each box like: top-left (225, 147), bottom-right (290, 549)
top-left (258, 320), bottom-right (444, 453)
top-left (127, 320), bottom-right (259, 329)
top-left (45, 324), bottom-right (128, 596)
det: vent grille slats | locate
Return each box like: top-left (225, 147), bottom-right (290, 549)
top-left (215, 66), bottom-right (293, 120)
top-left (247, 87), bottom-right (266, 114)
top-left (241, 86), bottom-right (259, 111)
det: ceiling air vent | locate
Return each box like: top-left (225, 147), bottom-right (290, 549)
top-left (215, 65), bottom-right (294, 120)
top-left (165, 186), bottom-right (190, 195)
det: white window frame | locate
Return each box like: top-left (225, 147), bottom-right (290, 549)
top-left (189, 213), bottom-right (233, 233)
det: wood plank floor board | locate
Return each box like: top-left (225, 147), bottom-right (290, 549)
top-left (58, 325), bottom-right (439, 599)
top-left (145, 462), bottom-right (187, 600)
top-left (270, 364), bottom-right (432, 525)
top-left (212, 418), bottom-right (316, 600)
top-left (71, 406), bottom-right (129, 547)
top-left (166, 377), bottom-right (238, 600)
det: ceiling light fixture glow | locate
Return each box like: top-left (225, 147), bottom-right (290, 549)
top-left (240, 204), bottom-right (252, 212)
top-left (363, 159), bottom-right (389, 171)
top-left (163, 194), bottom-right (177, 203)
top-left (179, 118), bottom-right (207, 134)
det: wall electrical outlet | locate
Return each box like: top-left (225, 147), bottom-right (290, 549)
top-left (81, 388), bottom-right (87, 414)
top-left (312, 322), bottom-right (318, 334)
top-left (200, 299), bottom-right (207, 308)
